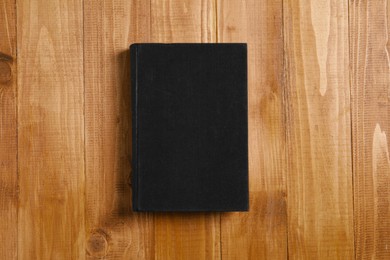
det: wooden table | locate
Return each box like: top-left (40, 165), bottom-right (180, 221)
top-left (0, 0), bottom-right (389, 259)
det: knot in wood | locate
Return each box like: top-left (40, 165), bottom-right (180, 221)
top-left (0, 60), bottom-right (12, 84)
top-left (87, 229), bottom-right (109, 258)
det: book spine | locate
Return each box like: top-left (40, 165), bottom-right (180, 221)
top-left (130, 44), bottom-right (139, 211)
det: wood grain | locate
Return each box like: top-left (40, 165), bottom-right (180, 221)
top-left (84, 0), bottom-right (154, 259)
top-left (17, 0), bottom-right (85, 258)
top-left (350, 0), bottom-right (390, 259)
top-left (0, 0), bottom-right (17, 259)
top-left (151, 0), bottom-right (216, 43)
top-left (0, 1), bottom-right (389, 258)
top-left (151, 0), bottom-right (220, 259)
top-left (217, 0), bottom-right (287, 259)
top-left (154, 213), bottom-right (220, 260)
top-left (284, 0), bottom-right (354, 258)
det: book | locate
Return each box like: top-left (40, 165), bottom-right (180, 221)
top-left (131, 43), bottom-right (248, 212)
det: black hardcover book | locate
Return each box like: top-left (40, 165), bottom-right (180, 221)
top-left (131, 43), bottom-right (248, 212)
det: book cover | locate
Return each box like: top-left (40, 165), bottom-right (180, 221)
top-left (131, 43), bottom-right (248, 212)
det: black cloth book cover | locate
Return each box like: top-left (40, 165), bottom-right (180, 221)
top-left (131, 43), bottom-right (248, 212)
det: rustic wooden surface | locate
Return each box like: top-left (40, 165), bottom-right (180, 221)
top-left (0, 0), bottom-right (389, 259)
top-left (17, 0), bottom-right (85, 259)
top-left (0, 0), bottom-right (17, 259)
top-left (350, 1), bottom-right (390, 259)
top-left (284, 0), bottom-right (354, 259)
top-left (84, 0), bottom-right (153, 259)
top-left (218, 0), bottom-right (287, 259)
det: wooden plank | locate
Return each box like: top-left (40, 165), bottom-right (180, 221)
top-left (84, 0), bottom-right (155, 259)
top-left (154, 213), bottom-right (220, 260)
top-left (151, 0), bottom-right (216, 43)
top-left (217, 0), bottom-right (287, 259)
top-left (151, 0), bottom-right (220, 259)
top-left (17, 0), bottom-right (85, 258)
top-left (350, 0), bottom-right (390, 258)
top-left (283, 0), bottom-right (354, 258)
top-left (0, 0), bottom-right (17, 259)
